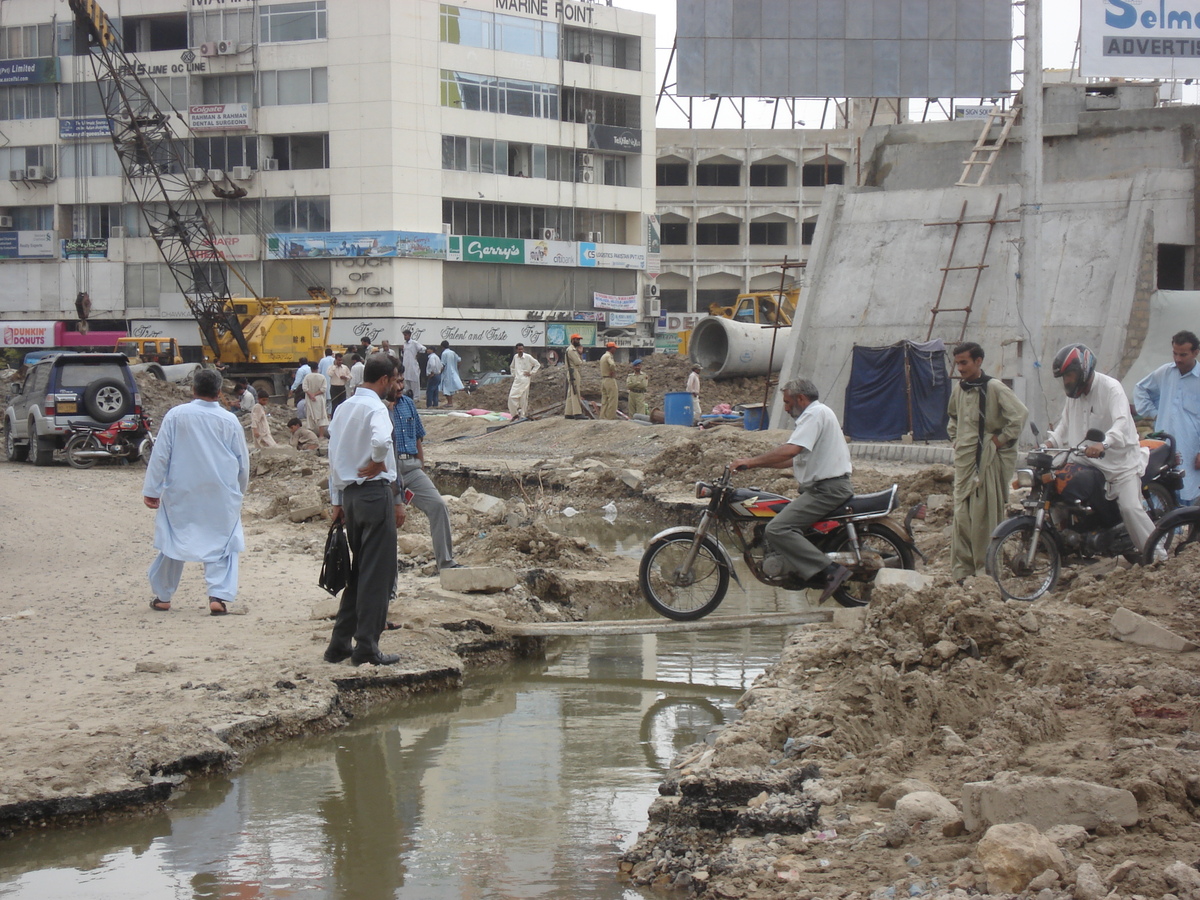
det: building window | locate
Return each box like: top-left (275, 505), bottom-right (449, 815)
top-left (660, 222), bottom-right (688, 245)
top-left (71, 204), bottom-right (121, 239)
top-left (0, 24), bottom-right (53, 59)
top-left (563, 27), bottom-right (640, 70)
top-left (801, 221), bottom-right (818, 245)
top-left (60, 142), bottom-right (123, 178)
top-left (598, 154), bottom-right (626, 187)
top-left (61, 82), bottom-right (106, 118)
top-left (440, 71), bottom-right (558, 120)
top-left (122, 14), bottom-right (188, 52)
top-left (749, 221), bottom-right (788, 245)
top-left (203, 200), bottom-right (261, 237)
top-left (268, 133), bottom-right (329, 169)
top-left (0, 145), bottom-right (53, 179)
top-left (125, 264), bottom-right (164, 310)
top-left (561, 88), bottom-right (639, 128)
top-left (261, 68), bottom-right (327, 105)
top-left (659, 289), bottom-right (688, 313)
top-left (696, 164), bottom-right (739, 186)
top-left (695, 222), bottom-right (739, 245)
top-left (191, 8), bottom-right (255, 45)
top-left (192, 135), bottom-right (258, 171)
top-left (656, 163), bottom-right (688, 186)
top-left (801, 161), bottom-right (845, 186)
top-left (750, 163), bottom-right (787, 187)
top-left (12, 205), bottom-right (53, 231)
top-left (440, 5), bottom-right (557, 59)
top-left (1158, 244), bottom-right (1189, 290)
top-left (267, 196), bottom-right (329, 232)
top-left (442, 199), bottom-right (626, 243)
top-left (260, 1), bottom-right (327, 43)
top-left (201, 73), bottom-right (255, 105)
top-left (0, 84), bottom-right (55, 120)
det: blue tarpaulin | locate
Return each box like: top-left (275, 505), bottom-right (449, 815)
top-left (843, 339), bottom-right (950, 442)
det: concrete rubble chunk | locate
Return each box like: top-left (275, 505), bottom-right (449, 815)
top-left (893, 790), bottom-right (962, 829)
top-left (618, 468), bottom-right (644, 489)
top-left (1110, 607), bottom-right (1199, 652)
top-left (1164, 861), bottom-right (1200, 895)
top-left (1073, 862), bottom-right (1107, 900)
top-left (878, 778), bottom-right (938, 809)
top-left (467, 492), bottom-right (507, 518)
top-left (962, 775), bottom-right (1138, 832)
top-left (439, 565), bottom-right (517, 593)
top-left (1044, 823), bottom-right (1089, 849)
top-left (832, 607), bottom-right (868, 630)
top-left (874, 568), bottom-right (932, 591)
top-left (976, 822), bottom-right (1067, 894)
top-left (310, 599), bottom-right (340, 620)
top-left (397, 534), bottom-right (433, 555)
top-left (287, 505), bottom-right (324, 522)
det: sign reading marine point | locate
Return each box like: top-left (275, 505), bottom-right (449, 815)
top-left (493, 0), bottom-right (594, 23)
top-left (1082, 0), bottom-right (1200, 78)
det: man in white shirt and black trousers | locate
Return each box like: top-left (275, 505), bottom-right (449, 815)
top-left (731, 377), bottom-right (855, 603)
top-left (323, 353), bottom-right (407, 666)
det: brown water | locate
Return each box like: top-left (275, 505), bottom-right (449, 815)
top-left (0, 514), bottom-right (816, 899)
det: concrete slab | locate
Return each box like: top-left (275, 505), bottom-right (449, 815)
top-left (439, 565), bottom-right (518, 593)
top-left (1110, 607), bottom-right (1199, 653)
top-left (962, 775), bottom-right (1138, 832)
top-left (874, 568), bottom-right (932, 591)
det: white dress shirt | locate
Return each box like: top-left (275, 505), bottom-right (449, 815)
top-left (327, 387), bottom-right (398, 506)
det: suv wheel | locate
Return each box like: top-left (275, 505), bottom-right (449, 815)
top-left (83, 377), bottom-right (134, 423)
top-left (29, 420), bottom-right (55, 466)
top-left (4, 418), bottom-right (27, 462)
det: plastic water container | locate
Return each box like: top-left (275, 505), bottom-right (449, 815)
top-left (662, 391), bottom-right (694, 426)
top-left (742, 403), bottom-right (769, 431)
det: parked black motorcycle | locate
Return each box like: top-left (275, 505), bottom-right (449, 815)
top-left (639, 465), bottom-right (919, 620)
top-left (986, 427), bottom-right (1182, 600)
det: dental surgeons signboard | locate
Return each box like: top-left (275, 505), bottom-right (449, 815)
top-left (1081, 0), bottom-right (1200, 78)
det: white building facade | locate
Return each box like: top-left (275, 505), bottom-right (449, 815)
top-left (0, 0), bottom-right (657, 363)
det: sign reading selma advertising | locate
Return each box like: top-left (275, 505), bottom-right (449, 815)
top-left (1082, 0), bottom-right (1200, 77)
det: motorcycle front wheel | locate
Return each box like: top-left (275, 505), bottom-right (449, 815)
top-left (986, 518), bottom-right (1061, 601)
top-left (1142, 504), bottom-right (1200, 565)
top-left (639, 532), bottom-right (729, 621)
top-left (64, 432), bottom-right (101, 470)
top-left (831, 524), bottom-right (916, 608)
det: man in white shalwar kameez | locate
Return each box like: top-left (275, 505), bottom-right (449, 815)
top-left (507, 343), bottom-right (541, 418)
top-left (144, 368), bottom-right (250, 615)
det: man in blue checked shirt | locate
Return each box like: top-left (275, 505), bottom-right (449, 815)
top-left (391, 364), bottom-right (463, 571)
top-left (1135, 330), bottom-right (1200, 503)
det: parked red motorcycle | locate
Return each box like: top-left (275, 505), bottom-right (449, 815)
top-left (64, 413), bottom-right (155, 469)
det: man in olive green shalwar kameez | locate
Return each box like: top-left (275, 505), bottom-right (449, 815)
top-left (946, 342), bottom-right (1028, 581)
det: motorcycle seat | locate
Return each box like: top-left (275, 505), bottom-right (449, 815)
top-left (838, 485), bottom-right (897, 518)
top-left (1143, 439), bottom-right (1173, 473)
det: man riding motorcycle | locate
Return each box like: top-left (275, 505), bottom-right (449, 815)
top-left (730, 377), bottom-right (854, 602)
top-left (1044, 343), bottom-right (1157, 557)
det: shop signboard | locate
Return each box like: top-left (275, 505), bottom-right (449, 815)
top-left (60, 117), bottom-right (112, 139)
top-left (593, 292), bottom-right (637, 312)
top-left (460, 235), bottom-right (525, 265)
top-left (524, 239), bottom-right (578, 267)
top-left (329, 318), bottom-right (546, 348)
top-left (1, 321), bottom-right (54, 347)
top-left (1081, 0), bottom-right (1200, 78)
top-left (189, 103), bottom-right (250, 131)
top-left (579, 242), bottom-right (646, 270)
top-left (267, 231), bottom-right (446, 259)
top-left (0, 57), bottom-right (59, 85)
top-left (546, 321), bottom-right (597, 347)
top-left (62, 238), bottom-right (109, 259)
top-left (588, 123), bottom-right (642, 154)
top-left (606, 312), bottom-right (638, 327)
top-left (0, 231), bottom-right (55, 259)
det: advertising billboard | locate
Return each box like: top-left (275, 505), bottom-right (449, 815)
top-left (1080, 0), bottom-right (1200, 78)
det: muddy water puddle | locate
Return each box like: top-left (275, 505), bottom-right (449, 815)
top-left (0, 518), bottom-right (820, 899)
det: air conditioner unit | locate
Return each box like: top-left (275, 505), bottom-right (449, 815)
top-left (206, 169), bottom-right (224, 182)
top-left (109, 226), bottom-right (127, 239)
top-left (579, 152), bottom-right (594, 168)
top-left (262, 157), bottom-right (280, 171)
top-left (25, 166), bottom-right (51, 182)
top-left (0, 216), bottom-right (12, 228)
top-left (587, 231), bottom-right (603, 242)
top-left (645, 297), bottom-right (661, 318)
top-left (8, 170), bottom-right (24, 182)
top-left (580, 168), bottom-right (595, 184)
top-left (583, 109), bottom-right (596, 124)
top-left (582, 52), bottom-right (594, 64)
top-left (442, 223), bottom-right (452, 234)
top-left (186, 167), bottom-right (206, 182)
top-left (644, 282), bottom-right (660, 299)
top-left (540, 227), bottom-right (557, 240)
top-left (199, 42), bottom-right (219, 57)
top-left (217, 40), bottom-right (237, 55)
top-left (231, 165), bottom-right (253, 181)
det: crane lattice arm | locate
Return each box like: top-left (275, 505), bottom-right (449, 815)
top-left (68, 0), bottom-right (249, 359)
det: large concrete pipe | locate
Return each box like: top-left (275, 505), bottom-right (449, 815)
top-left (688, 316), bottom-right (792, 378)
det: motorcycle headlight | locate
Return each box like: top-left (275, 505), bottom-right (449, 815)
top-left (1015, 468), bottom-right (1034, 488)
top-left (696, 482), bottom-right (713, 499)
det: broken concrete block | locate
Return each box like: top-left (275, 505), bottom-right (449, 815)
top-left (925, 493), bottom-right (950, 511)
top-left (287, 505), bottom-right (324, 522)
top-left (468, 492), bottom-right (507, 518)
top-left (976, 822), bottom-right (1067, 894)
top-left (1164, 860), bottom-right (1200, 895)
top-left (831, 607), bottom-right (867, 630)
top-left (874, 568), bottom-right (932, 591)
top-left (878, 778), bottom-right (938, 809)
top-left (1110, 607), bottom-right (1199, 652)
top-left (962, 775), bottom-right (1138, 832)
top-left (310, 599), bottom-right (340, 620)
top-left (1042, 822), bottom-right (1088, 849)
top-left (135, 660), bottom-right (180, 674)
top-left (894, 791), bottom-right (962, 830)
top-left (439, 565), bottom-right (517, 593)
top-left (397, 534), bottom-right (433, 556)
top-left (619, 468), bottom-right (644, 489)
top-left (1073, 863), bottom-right (1107, 900)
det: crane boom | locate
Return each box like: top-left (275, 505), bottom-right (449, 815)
top-left (68, 0), bottom-right (249, 359)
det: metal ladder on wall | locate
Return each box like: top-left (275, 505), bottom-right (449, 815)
top-left (956, 106), bottom-right (1021, 187)
top-left (924, 195), bottom-right (1018, 341)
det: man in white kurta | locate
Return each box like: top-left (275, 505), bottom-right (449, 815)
top-left (143, 369), bottom-right (250, 614)
top-left (507, 343), bottom-right (542, 418)
top-left (400, 329), bottom-right (426, 398)
top-left (302, 369), bottom-right (331, 437)
top-left (1134, 330), bottom-right (1200, 502)
top-left (1046, 360), bottom-right (1152, 552)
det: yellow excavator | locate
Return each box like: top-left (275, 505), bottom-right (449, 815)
top-left (678, 290), bottom-right (797, 355)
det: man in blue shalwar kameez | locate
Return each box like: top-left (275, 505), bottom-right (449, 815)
top-left (143, 368), bottom-right (250, 615)
top-left (1135, 330), bottom-right (1200, 503)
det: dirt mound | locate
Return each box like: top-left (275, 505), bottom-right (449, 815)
top-left (456, 521), bottom-right (603, 571)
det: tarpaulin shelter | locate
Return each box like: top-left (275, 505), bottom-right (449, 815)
top-left (843, 339), bottom-right (950, 441)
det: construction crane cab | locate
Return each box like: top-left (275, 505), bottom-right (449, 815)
top-left (708, 290), bottom-right (798, 327)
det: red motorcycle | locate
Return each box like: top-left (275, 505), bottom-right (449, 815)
top-left (64, 413), bottom-right (155, 469)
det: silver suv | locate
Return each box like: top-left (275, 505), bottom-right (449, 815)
top-left (5, 353), bottom-right (140, 466)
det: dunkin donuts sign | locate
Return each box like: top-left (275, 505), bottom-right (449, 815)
top-left (1, 322), bottom-right (53, 347)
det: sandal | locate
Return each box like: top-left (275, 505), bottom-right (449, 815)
top-left (209, 599), bottom-right (228, 616)
top-left (150, 598), bottom-right (171, 612)
top-left (384, 621), bottom-right (402, 631)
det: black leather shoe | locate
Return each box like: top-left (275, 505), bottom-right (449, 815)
top-left (817, 564), bottom-right (852, 604)
top-left (323, 647), bottom-right (352, 664)
top-left (352, 652), bottom-right (400, 666)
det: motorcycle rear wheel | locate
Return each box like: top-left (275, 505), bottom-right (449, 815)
top-left (831, 524), bottom-right (916, 608)
top-left (64, 432), bottom-right (101, 470)
top-left (1142, 504), bottom-right (1200, 565)
top-left (986, 518), bottom-right (1061, 601)
top-left (639, 532), bottom-right (729, 621)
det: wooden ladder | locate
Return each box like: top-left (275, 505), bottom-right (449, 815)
top-left (924, 195), bottom-right (1018, 342)
top-left (956, 106), bottom-right (1020, 187)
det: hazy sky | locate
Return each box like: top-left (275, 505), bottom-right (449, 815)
top-left (613, 1), bottom-right (1087, 128)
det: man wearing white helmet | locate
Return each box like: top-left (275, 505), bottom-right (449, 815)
top-left (1045, 343), bottom-right (1155, 554)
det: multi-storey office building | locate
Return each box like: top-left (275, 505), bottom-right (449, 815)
top-left (0, 0), bottom-right (657, 365)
